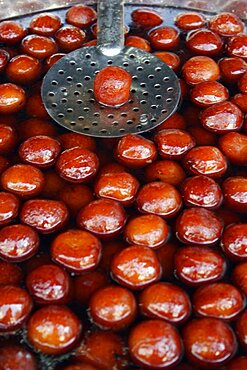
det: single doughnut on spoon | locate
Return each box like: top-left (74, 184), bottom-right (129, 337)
top-left (41, 0), bottom-right (180, 137)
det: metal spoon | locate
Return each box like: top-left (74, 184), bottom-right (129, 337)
top-left (41, 0), bottom-right (180, 138)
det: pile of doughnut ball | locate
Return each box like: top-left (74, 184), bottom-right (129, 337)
top-left (0, 4), bottom-right (246, 370)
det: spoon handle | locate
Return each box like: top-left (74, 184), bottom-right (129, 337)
top-left (97, 0), bottom-right (125, 56)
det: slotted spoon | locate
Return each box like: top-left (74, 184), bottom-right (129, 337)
top-left (41, 0), bottom-right (180, 137)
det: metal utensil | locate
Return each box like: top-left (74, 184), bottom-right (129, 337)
top-left (41, 0), bottom-right (180, 138)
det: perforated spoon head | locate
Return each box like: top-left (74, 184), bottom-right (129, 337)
top-left (41, 1), bottom-right (180, 138)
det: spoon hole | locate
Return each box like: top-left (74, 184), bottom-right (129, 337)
top-left (140, 114), bottom-right (148, 122)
